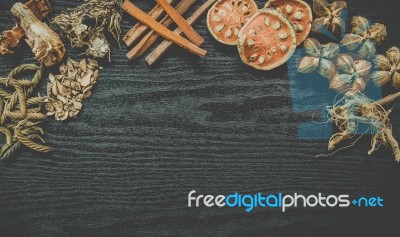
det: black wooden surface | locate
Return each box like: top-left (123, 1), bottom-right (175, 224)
top-left (1, 0), bottom-right (400, 236)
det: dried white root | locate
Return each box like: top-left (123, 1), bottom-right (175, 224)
top-left (11, 2), bottom-right (65, 66)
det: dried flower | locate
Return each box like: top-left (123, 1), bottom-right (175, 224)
top-left (370, 46), bottom-right (400, 88)
top-left (311, 0), bottom-right (347, 35)
top-left (45, 58), bottom-right (101, 121)
top-left (298, 38), bottom-right (340, 78)
top-left (51, 0), bottom-right (121, 59)
top-left (341, 16), bottom-right (387, 60)
top-left (330, 54), bottom-right (371, 92)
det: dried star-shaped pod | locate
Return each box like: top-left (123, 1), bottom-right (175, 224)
top-left (330, 54), bottom-right (372, 92)
top-left (298, 38), bottom-right (339, 78)
top-left (311, 0), bottom-right (347, 35)
top-left (341, 16), bottom-right (387, 60)
top-left (370, 46), bottom-right (400, 88)
top-left (45, 58), bottom-right (101, 121)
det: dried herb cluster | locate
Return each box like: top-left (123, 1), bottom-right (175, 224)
top-left (52, 0), bottom-right (122, 59)
top-left (0, 64), bottom-right (51, 160)
top-left (45, 58), bottom-right (101, 121)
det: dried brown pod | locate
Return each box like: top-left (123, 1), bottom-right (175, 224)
top-left (237, 9), bottom-right (297, 70)
top-left (207, 0), bottom-right (258, 45)
top-left (45, 58), bottom-right (101, 121)
top-left (330, 54), bottom-right (371, 92)
top-left (11, 2), bottom-right (65, 66)
top-left (370, 46), bottom-right (400, 88)
top-left (51, 0), bottom-right (121, 59)
top-left (265, 0), bottom-right (313, 45)
top-left (341, 16), bottom-right (387, 60)
top-left (298, 38), bottom-right (339, 78)
top-left (0, 0), bottom-right (51, 54)
top-left (311, 0), bottom-right (347, 35)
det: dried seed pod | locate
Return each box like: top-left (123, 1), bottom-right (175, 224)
top-left (330, 54), bottom-right (371, 92)
top-left (298, 38), bottom-right (339, 78)
top-left (371, 46), bottom-right (400, 88)
top-left (311, 0), bottom-right (347, 35)
top-left (238, 9), bottom-right (297, 70)
top-left (265, 0), bottom-right (313, 45)
top-left (341, 16), bottom-right (387, 60)
top-left (207, 0), bottom-right (258, 45)
top-left (11, 2), bottom-right (65, 66)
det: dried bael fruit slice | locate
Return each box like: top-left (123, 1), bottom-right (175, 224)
top-left (264, 0), bottom-right (312, 45)
top-left (207, 0), bottom-right (258, 45)
top-left (237, 9), bottom-right (297, 70)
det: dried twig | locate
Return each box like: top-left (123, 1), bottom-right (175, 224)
top-left (122, 0), bottom-right (207, 58)
top-left (155, 0), bottom-right (204, 46)
top-left (126, 0), bottom-right (196, 60)
top-left (123, 0), bottom-right (174, 46)
top-left (146, 0), bottom-right (217, 65)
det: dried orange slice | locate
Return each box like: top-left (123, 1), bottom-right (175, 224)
top-left (237, 9), bottom-right (297, 70)
top-left (207, 0), bottom-right (258, 45)
top-left (264, 0), bottom-right (312, 45)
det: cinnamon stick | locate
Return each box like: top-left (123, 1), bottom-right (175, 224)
top-left (155, 0), bottom-right (204, 46)
top-left (126, 0), bottom-right (195, 60)
top-left (122, 0), bottom-right (206, 58)
top-left (146, 0), bottom-right (217, 65)
top-left (123, 0), bottom-right (174, 46)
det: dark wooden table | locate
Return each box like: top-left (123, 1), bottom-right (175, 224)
top-left (1, 0), bottom-right (400, 236)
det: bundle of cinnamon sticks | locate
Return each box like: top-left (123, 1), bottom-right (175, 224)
top-left (122, 0), bottom-right (216, 65)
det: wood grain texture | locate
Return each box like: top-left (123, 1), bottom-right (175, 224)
top-left (1, 0), bottom-right (400, 236)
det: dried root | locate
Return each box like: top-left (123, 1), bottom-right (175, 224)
top-left (0, 0), bottom-right (51, 54)
top-left (11, 2), bottom-right (65, 66)
top-left (0, 64), bottom-right (51, 160)
top-left (326, 91), bottom-right (400, 161)
top-left (51, 0), bottom-right (121, 59)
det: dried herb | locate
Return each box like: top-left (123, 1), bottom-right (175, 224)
top-left (323, 92), bottom-right (400, 161)
top-left (0, 64), bottom-right (51, 160)
top-left (370, 46), bottom-right (400, 88)
top-left (298, 38), bottom-right (339, 78)
top-left (330, 54), bottom-right (371, 92)
top-left (312, 0), bottom-right (347, 35)
top-left (0, 0), bottom-right (52, 55)
top-left (45, 58), bottom-right (101, 121)
top-left (11, 2), bottom-right (65, 66)
top-left (51, 0), bottom-right (121, 59)
top-left (341, 16), bottom-right (387, 60)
